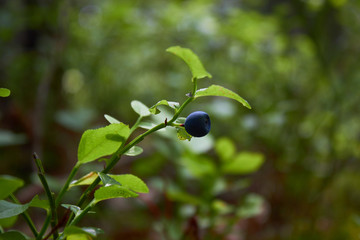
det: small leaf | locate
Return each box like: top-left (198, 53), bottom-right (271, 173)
top-left (0, 215), bottom-right (18, 228)
top-left (63, 226), bottom-right (104, 239)
top-left (166, 46), bottom-right (212, 81)
top-left (29, 195), bottom-right (49, 211)
top-left (0, 88), bottom-right (10, 97)
top-left (131, 100), bottom-right (151, 117)
top-left (66, 234), bottom-right (90, 240)
top-left (181, 154), bottom-right (216, 178)
top-left (0, 230), bottom-right (29, 240)
top-left (98, 173), bottom-right (121, 187)
top-left (175, 117), bottom-right (186, 124)
top-left (167, 189), bottom-right (203, 205)
top-left (0, 175), bottom-right (24, 200)
top-left (222, 152), bottom-right (264, 174)
top-left (104, 114), bottom-right (120, 124)
top-left (237, 194), bottom-right (264, 219)
top-left (0, 201), bottom-right (30, 219)
top-left (0, 130), bottom-right (26, 147)
top-left (124, 146), bottom-right (143, 156)
top-left (61, 204), bottom-right (82, 216)
top-left (176, 127), bottom-right (192, 141)
top-left (108, 174), bottom-right (149, 193)
top-left (149, 100), bottom-right (180, 114)
top-left (215, 137), bottom-right (236, 162)
top-left (69, 172), bottom-right (98, 188)
top-left (138, 121), bottom-right (157, 130)
top-left (195, 85), bottom-right (251, 109)
top-left (94, 185), bottom-right (138, 204)
top-left (77, 123), bottom-right (130, 164)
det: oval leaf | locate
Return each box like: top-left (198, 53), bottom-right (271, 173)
top-left (176, 127), bottom-right (192, 141)
top-left (0, 201), bottom-right (30, 219)
top-left (195, 85), bottom-right (251, 109)
top-left (77, 123), bottom-right (130, 164)
top-left (124, 146), bottom-right (143, 156)
top-left (215, 137), bottom-right (236, 162)
top-left (69, 172), bottom-right (98, 188)
top-left (94, 185), bottom-right (138, 204)
top-left (149, 100), bottom-right (180, 114)
top-left (104, 114), bottom-right (120, 124)
top-left (0, 231), bottom-right (28, 240)
top-left (166, 46), bottom-right (212, 81)
top-left (221, 152), bottom-right (264, 174)
top-left (131, 100), bottom-right (151, 117)
top-left (108, 174), bottom-right (149, 193)
top-left (0, 175), bottom-right (24, 200)
top-left (63, 226), bottom-right (104, 238)
top-left (0, 88), bottom-right (10, 97)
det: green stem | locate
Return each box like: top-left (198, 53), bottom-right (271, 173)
top-left (9, 194), bottom-right (38, 237)
top-left (33, 153), bottom-right (59, 240)
top-left (37, 214), bottom-right (51, 240)
top-left (55, 163), bottom-right (80, 207)
top-left (68, 200), bottom-right (95, 226)
top-left (129, 116), bottom-right (143, 134)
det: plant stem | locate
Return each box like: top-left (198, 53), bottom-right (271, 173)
top-left (9, 194), bottom-right (38, 237)
top-left (129, 116), bottom-right (143, 134)
top-left (33, 153), bottom-right (59, 239)
top-left (55, 163), bottom-right (80, 207)
top-left (37, 214), bottom-right (51, 240)
top-left (68, 200), bottom-right (95, 226)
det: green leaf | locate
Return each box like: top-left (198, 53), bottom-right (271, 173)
top-left (29, 195), bottom-right (49, 211)
top-left (166, 46), bottom-right (212, 81)
top-left (221, 152), bottom-right (264, 174)
top-left (237, 194), bottom-right (264, 219)
top-left (0, 215), bottom-right (18, 228)
top-left (181, 154), bottom-right (216, 178)
top-left (138, 121), bottom-right (157, 130)
top-left (176, 127), bottom-right (192, 141)
top-left (0, 88), bottom-right (10, 97)
top-left (108, 174), bottom-right (149, 193)
top-left (0, 231), bottom-right (29, 240)
top-left (195, 85), bottom-right (251, 109)
top-left (77, 123), bottom-right (130, 164)
top-left (104, 114), bottom-right (120, 124)
top-left (0, 175), bottom-right (24, 200)
top-left (70, 172), bottom-right (148, 194)
top-left (94, 185), bottom-right (138, 204)
top-left (61, 204), bottom-right (82, 217)
top-left (98, 173), bottom-right (121, 186)
top-left (66, 234), bottom-right (90, 240)
top-left (149, 100), bottom-right (180, 114)
top-left (175, 117), bottom-right (186, 124)
top-left (0, 130), bottom-right (26, 147)
top-left (0, 201), bottom-right (30, 219)
top-left (63, 226), bottom-right (104, 238)
top-left (124, 146), bottom-right (143, 156)
top-left (69, 172), bottom-right (98, 188)
top-left (131, 100), bottom-right (151, 117)
top-left (167, 189), bottom-right (203, 205)
top-left (215, 137), bottom-right (236, 162)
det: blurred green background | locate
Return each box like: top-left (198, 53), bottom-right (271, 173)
top-left (1, 0), bottom-right (360, 239)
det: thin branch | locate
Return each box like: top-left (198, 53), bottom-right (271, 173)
top-left (33, 153), bottom-right (59, 239)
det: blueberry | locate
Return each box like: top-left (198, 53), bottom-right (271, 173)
top-left (184, 111), bottom-right (211, 137)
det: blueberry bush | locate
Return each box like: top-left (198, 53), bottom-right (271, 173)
top-left (0, 47), bottom-right (258, 239)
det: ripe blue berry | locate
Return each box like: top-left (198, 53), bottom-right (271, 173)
top-left (184, 111), bottom-right (211, 137)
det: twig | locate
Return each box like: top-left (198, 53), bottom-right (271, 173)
top-left (33, 153), bottom-right (59, 239)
